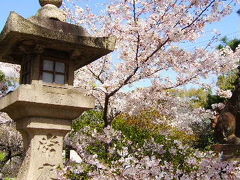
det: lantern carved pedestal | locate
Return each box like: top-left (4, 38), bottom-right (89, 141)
top-left (0, 81), bottom-right (95, 179)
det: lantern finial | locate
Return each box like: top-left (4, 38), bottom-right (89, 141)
top-left (39, 0), bottom-right (63, 8)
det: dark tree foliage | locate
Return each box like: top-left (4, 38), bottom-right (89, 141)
top-left (204, 94), bottom-right (226, 109)
top-left (217, 37), bottom-right (240, 52)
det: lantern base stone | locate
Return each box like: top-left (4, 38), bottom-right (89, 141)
top-left (0, 81), bottom-right (94, 180)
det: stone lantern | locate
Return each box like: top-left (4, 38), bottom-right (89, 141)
top-left (0, 0), bottom-right (115, 179)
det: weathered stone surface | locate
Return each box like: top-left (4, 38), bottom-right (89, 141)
top-left (39, 0), bottom-right (63, 8)
top-left (0, 80), bottom-right (95, 120)
top-left (0, 12), bottom-right (116, 69)
top-left (0, 81), bottom-right (95, 180)
top-left (36, 4), bottom-right (66, 22)
top-left (17, 130), bottom-right (66, 180)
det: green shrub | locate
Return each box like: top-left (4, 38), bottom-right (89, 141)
top-left (72, 110), bottom-right (104, 132)
top-left (113, 111), bottom-right (198, 146)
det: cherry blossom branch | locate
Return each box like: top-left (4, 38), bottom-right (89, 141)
top-left (182, 0), bottom-right (216, 30)
top-left (87, 67), bottom-right (105, 84)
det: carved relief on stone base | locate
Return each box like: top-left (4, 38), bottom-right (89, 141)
top-left (36, 134), bottom-right (61, 180)
top-left (17, 129), bottom-right (67, 180)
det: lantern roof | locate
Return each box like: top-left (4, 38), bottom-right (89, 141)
top-left (0, 7), bottom-right (116, 70)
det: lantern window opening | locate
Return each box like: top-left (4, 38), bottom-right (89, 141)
top-left (40, 58), bottom-right (68, 85)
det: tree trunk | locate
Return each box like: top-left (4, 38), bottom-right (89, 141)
top-left (103, 96), bottom-right (110, 127)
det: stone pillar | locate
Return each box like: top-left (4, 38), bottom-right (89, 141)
top-left (0, 81), bottom-right (95, 179)
top-left (16, 119), bottom-right (71, 180)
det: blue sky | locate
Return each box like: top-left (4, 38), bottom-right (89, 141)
top-left (175, 3), bottom-right (240, 51)
top-left (0, 1), bottom-right (40, 29)
top-left (0, 0), bottom-right (104, 29)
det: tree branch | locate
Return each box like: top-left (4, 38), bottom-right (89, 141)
top-left (87, 67), bottom-right (104, 84)
top-left (182, 0), bottom-right (216, 30)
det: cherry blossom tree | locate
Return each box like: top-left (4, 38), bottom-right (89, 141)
top-left (64, 0), bottom-right (240, 126)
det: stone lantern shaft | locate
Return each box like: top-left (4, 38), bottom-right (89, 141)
top-left (0, 0), bottom-right (116, 179)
